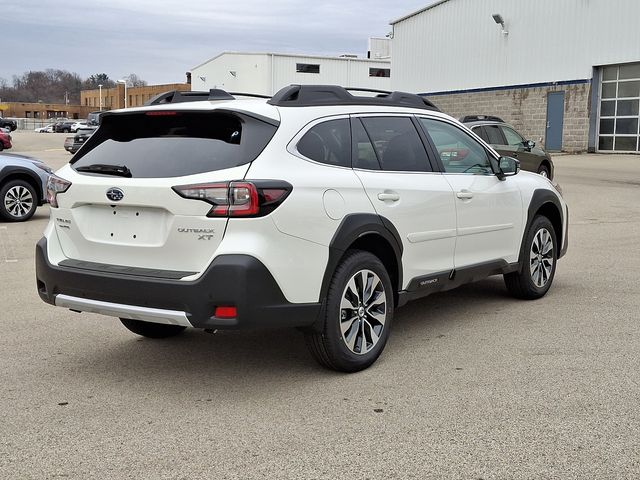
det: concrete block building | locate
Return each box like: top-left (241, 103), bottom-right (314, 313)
top-left (390, 0), bottom-right (640, 153)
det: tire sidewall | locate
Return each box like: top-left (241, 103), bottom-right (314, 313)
top-left (323, 251), bottom-right (394, 371)
top-left (0, 180), bottom-right (38, 222)
top-left (524, 216), bottom-right (558, 296)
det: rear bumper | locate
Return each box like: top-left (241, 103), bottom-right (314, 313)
top-left (35, 238), bottom-right (320, 329)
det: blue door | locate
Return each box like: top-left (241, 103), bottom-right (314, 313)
top-left (545, 91), bottom-right (565, 151)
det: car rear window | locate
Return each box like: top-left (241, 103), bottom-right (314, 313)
top-left (71, 111), bottom-right (278, 178)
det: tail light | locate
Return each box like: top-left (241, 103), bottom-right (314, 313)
top-left (172, 180), bottom-right (291, 218)
top-left (47, 175), bottom-right (72, 208)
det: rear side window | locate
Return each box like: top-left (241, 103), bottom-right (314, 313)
top-left (71, 111), bottom-right (277, 178)
top-left (296, 119), bottom-right (351, 167)
top-left (359, 117), bottom-right (431, 172)
top-left (472, 126), bottom-right (490, 143)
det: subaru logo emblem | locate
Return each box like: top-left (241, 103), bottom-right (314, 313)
top-left (106, 187), bottom-right (124, 202)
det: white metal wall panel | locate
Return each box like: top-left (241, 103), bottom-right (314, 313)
top-left (190, 54), bottom-right (272, 95)
top-left (392, 0), bottom-right (640, 93)
top-left (191, 53), bottom-right (391, 96)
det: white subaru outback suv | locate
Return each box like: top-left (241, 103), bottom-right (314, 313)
top-left (36, 85), bottom-right (568, 372)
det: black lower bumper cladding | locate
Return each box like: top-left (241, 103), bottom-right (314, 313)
top-left (35, 239), bottom-right (320, 329)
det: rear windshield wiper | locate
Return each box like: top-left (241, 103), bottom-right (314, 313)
top-left (76, 164), bottom-right (132, 178)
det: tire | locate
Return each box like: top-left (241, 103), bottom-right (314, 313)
top-left (305, 250), bottom-right (394, 372)
top-left (504, 215), bottom-right (558, 300)
top-left (537, 164), bottom-right (550, 178)
top-left (120, 318), bottom-right (186, 338)
top-left (0, 144), bottom-right (3, 151)
top-left (0, 180), bottom-right (38, 222)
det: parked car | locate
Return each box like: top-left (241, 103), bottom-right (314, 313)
top-left (65, 126), bottom-right (97, 154)
top-left (0, 131), bottom-right (11, 151)
top-left (35, 124), bottom-right (55, 133)
top-left (36, 85), bottom-right (568, 371)
top-left (87, 111), bottom-right (104, 126)
top-left (70, 121), bottom-right (88, 133)
top-left (0, 152), bottom-right (52, 221)
top-left (54, 121), bottom-right (75, 133)
top-left (0, 116), bottom-right (17, 132)
top-left (461, 115), bottom-right (554, 179)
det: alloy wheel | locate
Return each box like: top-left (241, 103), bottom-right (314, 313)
top-left (339, 269), bottom-right (387, 355)
top-left (4, 185), bottom-right (34, 219)
top-left (530, 228), bottom-right (554, 288)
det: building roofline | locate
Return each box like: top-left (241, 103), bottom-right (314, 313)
top-left (190, 51), bottom-right (391, 71)
top-left (390, 0), bottom-right (452, 25)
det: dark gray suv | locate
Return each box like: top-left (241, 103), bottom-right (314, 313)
top-left (0, 153), bottom-right (52, 221)
top-left (461, 116), bottom-right (554, 179)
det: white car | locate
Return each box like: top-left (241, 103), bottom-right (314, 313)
top-left (35, 124), bottom-right (54, 133)
top-left (36, 85), bottom-right (568, 372)
top-left (70, 121), bottom-right (88, 133)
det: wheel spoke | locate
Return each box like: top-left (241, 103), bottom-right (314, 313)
top-left (341, 315), bottom-right (358, 335)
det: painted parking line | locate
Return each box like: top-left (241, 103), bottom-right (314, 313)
top-left (45, 148), bottom-right (65, 152)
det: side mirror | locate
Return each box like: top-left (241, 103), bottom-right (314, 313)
top-left (525, 140), bottom-right (535, 150)
top-left (498, 156), bottom-right (520, 179)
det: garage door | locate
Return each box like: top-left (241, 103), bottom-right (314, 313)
top-left (598, 63), bottom-right (640, 153)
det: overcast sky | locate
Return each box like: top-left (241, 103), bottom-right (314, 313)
top-left (5, 0), bottom-right (433, 85)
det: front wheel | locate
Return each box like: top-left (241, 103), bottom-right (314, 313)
top-left (120, 318), bottom-right (186, 338)
top-left (305, 250), bottom-right (394, 372)
top-left (504, 215), bottom-right (557, 300)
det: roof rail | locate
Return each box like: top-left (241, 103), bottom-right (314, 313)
top-left (459, 115), bottom-right (505, 123)
top-left (144, 89), bottom-right (271, 106)
top-left (268, 85), bottom-right (440, 111)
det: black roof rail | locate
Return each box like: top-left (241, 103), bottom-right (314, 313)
top-left (268, 85), bottom-right (440, 111)
top-left (144, 89), bottom-right (271, 106)
top-left (459, 115), bottom-right (505, 123)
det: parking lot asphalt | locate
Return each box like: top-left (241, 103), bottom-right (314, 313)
top-left (1, 132), bottom-right (639, 479)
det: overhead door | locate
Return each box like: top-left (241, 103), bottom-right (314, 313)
top-left (598, 63), bottom-right (640, 153)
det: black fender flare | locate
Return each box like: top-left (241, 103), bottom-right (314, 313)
top-left (318, 213), bottom-right (403, 303)
top-left (0, 165), bottom-right (45, 203)
top-left (519, 189), bottom-right (565, 267)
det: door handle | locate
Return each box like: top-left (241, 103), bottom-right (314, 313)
top-left (377, 192), bottom-right (400, 202)
top-left (456, 190), bottom-right (474, 200)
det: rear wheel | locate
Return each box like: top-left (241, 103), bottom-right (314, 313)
top-left (0, 180), bottom-right (38, 222)
top-left (504, 215), bottom-right (557, 300)
top-left (120, 318), bottom-right (186, 338)
top-left (305, 250), bottom-right (393, 372)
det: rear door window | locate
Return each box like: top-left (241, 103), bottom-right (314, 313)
top-left (359, 117), bottom-right (431, 172)
top-left (483, 125), bottom-right (506, 145)
top-left (71, 111), bottom-right (278, 178)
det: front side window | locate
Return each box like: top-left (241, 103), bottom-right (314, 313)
top-left (419, 118), bottom-right (493, 174)
top-left (296, 119), bottom-right (351, 167)
top-left (359, 117), bottom-right (431, 172)
top-left (501, 126), bottom-right (525, 146)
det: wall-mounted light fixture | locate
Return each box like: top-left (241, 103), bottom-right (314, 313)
top-left (492, 14), bottom-right (509, 36)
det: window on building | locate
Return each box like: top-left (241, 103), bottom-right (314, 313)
top-left (297, 119), bottom-right (351, 167)
top-left (420, 118), bottom-right (492, 174)
top-left (369, 68), bottom-right (390, 78)
top-left (359, 117), bottom-right (431, 172)
top-left (296, 63), bottom-right (320, 74)
top-left (599, 63), bottom-right (640, 152)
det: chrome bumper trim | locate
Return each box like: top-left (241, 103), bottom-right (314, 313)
top-left (54, 294), bottom-right (192, 327)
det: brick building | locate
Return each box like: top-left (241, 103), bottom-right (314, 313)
top-left (81, 83), bottom-right (190, 110)
top-left (391, 0), bottom-right (640, 153)
top-left (0, 102), bottom-right (93, 120)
